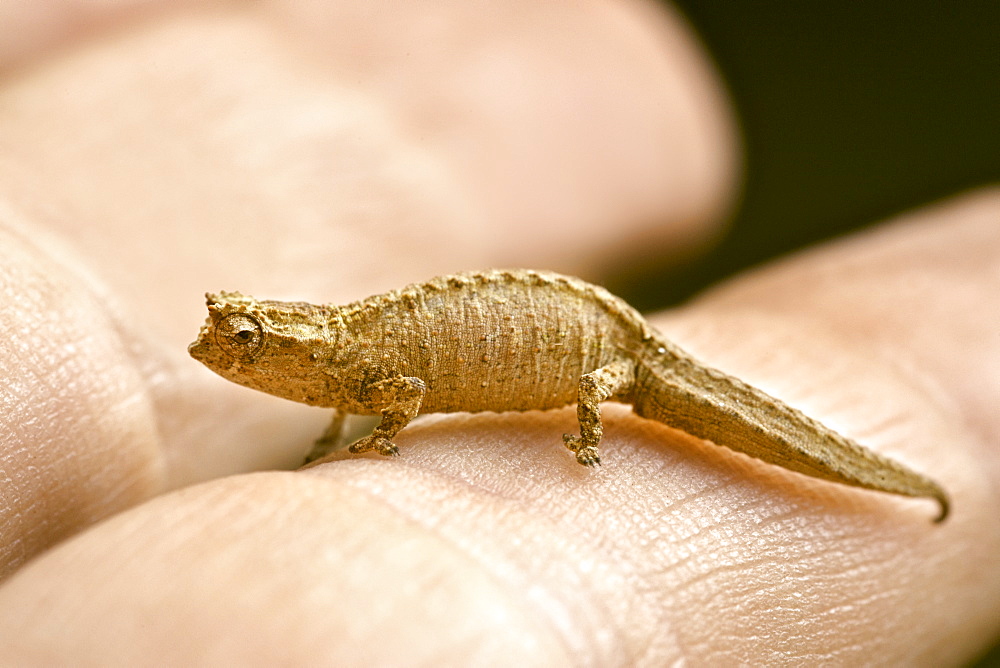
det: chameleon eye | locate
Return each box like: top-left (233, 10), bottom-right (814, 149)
top-left (215, 313), bottom-right (265, 359)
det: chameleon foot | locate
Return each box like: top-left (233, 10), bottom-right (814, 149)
top-left (349, 435), bottom-right (400, 457)
top-left (562, 434), bottom-right (601, 467)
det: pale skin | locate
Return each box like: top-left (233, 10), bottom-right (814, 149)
top-left (0, 2), bottom-right (998, 665)
top-left (189, 270), bottom-right (948, 520)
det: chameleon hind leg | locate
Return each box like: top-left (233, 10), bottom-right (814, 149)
top-left (303, 409), bottom-right (348, 464)
top-left (349, 376), bottom-right (427, 458)
top-left (563, 358), bottom-right (636, 466)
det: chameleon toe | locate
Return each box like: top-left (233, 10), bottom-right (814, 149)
top-left (575, 446), bottom-right (601, 467)
top-left (348, 435), bottom-right (399, 457)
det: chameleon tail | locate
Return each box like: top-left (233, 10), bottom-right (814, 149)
top-left (630, 348), bottom-right (950, 522)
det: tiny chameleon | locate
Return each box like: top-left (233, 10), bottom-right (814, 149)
top-left (188, 269), bottom-right (949, 522)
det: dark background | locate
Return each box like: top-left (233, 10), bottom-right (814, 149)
top-left (615, 3), bottom-right (1000, 664)
top-left (611, 2), bottom-right (1000, 311)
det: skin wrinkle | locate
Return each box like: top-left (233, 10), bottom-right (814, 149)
top-left (0, 204), bottom-right (174, 473)
top-left (674, 554), bottom-right (872, 662)
top-left (0, 217), bottom-right (164, 577)
top-left (304, 461), bottom-right (651, 665)
top-left (628, 350), bottom-right (947, 664)
top-left (324, 392), bottom-right (948, 656)
top-left (0, 473), bottom-right (561, 664)
top-left (630, 433), bottom-right (818, 530)
top-left (330, 414), bottom-right (682, 663)
top-left (346, 410), bottom-right (804, 656)
top-left (643, 372), bottom-right (974, 663)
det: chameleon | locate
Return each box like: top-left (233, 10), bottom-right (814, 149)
top-left (188, 269), bottom-right (949, 522)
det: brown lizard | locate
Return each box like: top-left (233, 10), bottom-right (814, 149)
top-left (188, 269), bottom-right (949, 521)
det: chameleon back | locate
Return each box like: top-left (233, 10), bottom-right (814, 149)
top-left (333, 270), bottom-right (645, 414)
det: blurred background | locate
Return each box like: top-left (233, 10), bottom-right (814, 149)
top-left (611, 1), bottom-right (1000, 310)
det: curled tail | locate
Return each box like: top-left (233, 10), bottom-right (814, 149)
top-left (630, 341), bottom-right (949, 522)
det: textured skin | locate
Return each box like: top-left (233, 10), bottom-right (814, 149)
top-left (188, 269), bottom-right (949, 521)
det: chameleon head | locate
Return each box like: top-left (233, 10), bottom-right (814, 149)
top-left (188, 292), bottom-right (266, 367)
top-left (188, 292), bottom-right (335, 405)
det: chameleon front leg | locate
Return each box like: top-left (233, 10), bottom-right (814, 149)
top-left (349, 376), bottom-right (427, 458)
top-left (563, 358), bottom-right (636, 466)
top-left (303, 409), bottom-right (348, 464)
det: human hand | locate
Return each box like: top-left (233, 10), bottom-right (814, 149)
top-left (0, 1), bottom-right (997, 664)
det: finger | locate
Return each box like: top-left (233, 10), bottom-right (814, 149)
top-left (0, 0), bottom-right (738, 348)
top-left (0, 190), bottom-right (994, 663)
top-left (0, 218), bottom-right (163, 579)
top-left (259, 0), bottom-right (740, 272)
top-left (0, 0), bottom-right (738, 559)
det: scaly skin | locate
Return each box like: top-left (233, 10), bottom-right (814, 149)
top-left (188, 269), bottom-right (949, 521)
